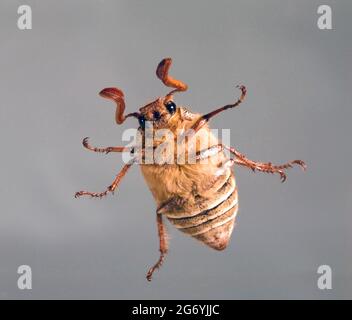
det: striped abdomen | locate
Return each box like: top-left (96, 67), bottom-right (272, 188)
top-left (165, 174), bottom-right (238, 250)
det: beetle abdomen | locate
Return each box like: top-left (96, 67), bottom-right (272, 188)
top-left (166, 174), bottom-right (238, 250)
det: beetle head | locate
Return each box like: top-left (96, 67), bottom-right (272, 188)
top-left (99, 58), bottom-right (187, 131)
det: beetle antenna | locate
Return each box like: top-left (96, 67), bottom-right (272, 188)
top-left (99, 88), bottom-right (140, 124)
top-left (125, 112), bottom-right (140, 119)
top-left (156, 58), bottom-right (188, 97)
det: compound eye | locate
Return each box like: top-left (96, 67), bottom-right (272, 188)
top-left (138, 115), bottom-right (146, 129)
top-left (165, 101), bottom-right (176, 115)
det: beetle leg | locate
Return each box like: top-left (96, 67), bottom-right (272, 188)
top-left (194, 144), bottom-right (306, 182)
top-left (146, 213), bottom-right (168, 282)
top-left (81, 137), bottom-right (133, 154)
top-left (195, 144), bottom-right (224, 161)
top-left (223, 145), bottom-right (306, 182)
top-left (75, 158), bottom-right (135, 198)
top-left (189, 85), bottom-right (246, 135)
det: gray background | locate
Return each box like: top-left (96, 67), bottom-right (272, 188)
top-left (0, 0), bottom-right (351, 299)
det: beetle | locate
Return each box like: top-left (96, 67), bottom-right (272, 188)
top-left (75, 58), bottom-right (306, 281)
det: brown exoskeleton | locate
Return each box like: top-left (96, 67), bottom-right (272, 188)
top-left (75, 58), bottom-right (306, 281)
